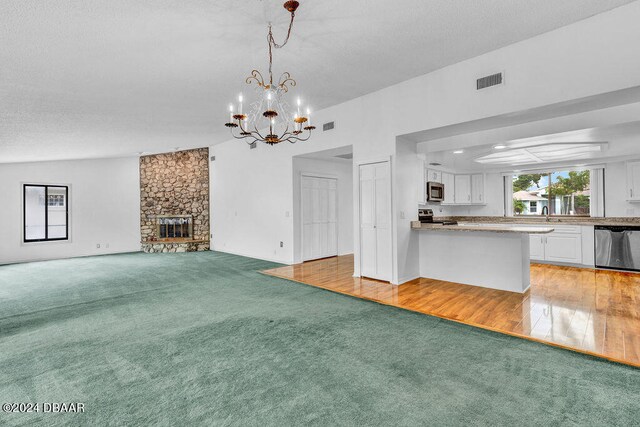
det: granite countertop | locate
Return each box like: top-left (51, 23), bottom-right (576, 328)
top-left (434, 216), bottom-right (640, 226)
top-left (411, 221), bottom-right (554, 234)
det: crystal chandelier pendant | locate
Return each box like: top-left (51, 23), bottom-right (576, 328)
top-left (224, 1), bottom-right (315, 146)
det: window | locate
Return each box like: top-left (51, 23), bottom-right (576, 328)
top-left (24, 185), bottom-right (69, 242)
top-left (511, 170), bottom-right (591, 217)
top-left (48, 194), bottom-right (65, 207)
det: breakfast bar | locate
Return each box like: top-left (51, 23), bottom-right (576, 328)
top-left (411, 221), bottom-right (554, 293)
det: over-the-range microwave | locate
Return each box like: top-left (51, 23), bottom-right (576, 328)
top-left (427, 181), bottom-right (444, 202)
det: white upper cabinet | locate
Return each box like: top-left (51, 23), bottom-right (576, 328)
top-left (426, 169), bottom-right (443, 183)
top-left (421, 168), bottom-right (485, 205)
top-left (471, 174), bottom-right (484, 204)
top-left (627, 161), bottom-right (640, 201)
top-left (442, 172), bottom-right (455, 204)
top-left (454, 174), bottom-right (472, 204)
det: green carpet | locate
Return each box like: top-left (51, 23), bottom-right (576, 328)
top-left (0, 252), bottom-right (638, 426)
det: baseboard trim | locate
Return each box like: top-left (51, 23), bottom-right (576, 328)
top-left (212, 248), bottom-right (293, 265)
top-left (398, 275), bottom-right (420, 285)
top-left (0, 249), bottom-right (142, 266)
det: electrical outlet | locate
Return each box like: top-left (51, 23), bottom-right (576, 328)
top-left (96, 244), bottom-right (100, 249)
top-left (285, 211), bottom-right (290, 217)
top-left (400, 211), bottom-right (405, 219)
top-left (105, 243), bottom-right (109, 249)
top-left (280, 241), bottom-right (284, 248)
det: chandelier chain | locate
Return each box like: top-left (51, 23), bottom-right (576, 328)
top-left (267, 10), bottom-right (295, 85)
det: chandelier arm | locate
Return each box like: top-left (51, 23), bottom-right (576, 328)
top-left (252, 125), bottom-right (268, 141)
top-left (230, 131), bottom-right (259, 146)
top-left (278, 124), bottom-right (291, 138)
top-left (283, 129), bottom-right (313, 144)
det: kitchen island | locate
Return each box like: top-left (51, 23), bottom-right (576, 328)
top-left (412, 221), bottom-right (554, 293)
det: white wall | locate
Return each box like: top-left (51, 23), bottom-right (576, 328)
top-left (292, 157), bottom-right (353, 263)
top-left (211, 2), bottom-right (640, 281)
top-left (0, 157), bottom-right (140, 264)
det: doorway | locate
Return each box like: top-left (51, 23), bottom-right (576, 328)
top-left (301, 175), bottom-right (338, 261)
top-left (292, 146), bottom-right (354, 264)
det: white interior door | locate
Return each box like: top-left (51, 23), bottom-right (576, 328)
top-left (302, 176), bottom-right (338, 261)
top-left (359, 162), bottom-right (391, 282)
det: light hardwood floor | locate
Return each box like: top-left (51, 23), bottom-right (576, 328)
top-left (263, 255), bottom-right (640, 367)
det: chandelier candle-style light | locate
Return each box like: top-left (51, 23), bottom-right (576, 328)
top-left (225, 0), bottom-right (315, 146)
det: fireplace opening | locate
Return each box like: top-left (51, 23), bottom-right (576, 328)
top-left (157, 215), bottom-right (193, 239)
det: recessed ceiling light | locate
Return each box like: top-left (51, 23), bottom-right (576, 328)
top-left (493, 144), bottom-right (507, 149)
top-left (453, 150), bottom-right (464, 154)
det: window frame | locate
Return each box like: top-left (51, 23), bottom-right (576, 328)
top-left (23, 184), bottom-right (69, 243)
top-left (502, 164), bottom-right (606, 218)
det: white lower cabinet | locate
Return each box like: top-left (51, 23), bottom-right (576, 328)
top-left (545, 234), bottom-right (582, 264)
top-left (529, 234), bottom-right (546, 261)
top-left (529, 225), bottom-right (584, 265)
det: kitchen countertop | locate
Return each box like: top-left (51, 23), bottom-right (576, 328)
top-left (411, 221), bottom-right (554, 234)
top-left (433, 216), bottom-right (640, 227)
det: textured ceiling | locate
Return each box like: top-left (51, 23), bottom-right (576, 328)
top-left (0, 0), bottom-right (634, 163)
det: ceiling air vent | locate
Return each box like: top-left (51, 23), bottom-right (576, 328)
top-left (323, 121), bottom-right (335, 131)
top-left (476, 72), bottom-right (503, 90)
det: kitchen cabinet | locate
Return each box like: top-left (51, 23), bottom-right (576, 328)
top-left (529, 225), bottom-right (583, 265)
top-left (471, 174), bottom-right (484, 204)
top-left (454, 175), bottom-right (471, 204)
top-left (545, 234), bottom-right (583, 264)
top-left (442, 172), bottom-right (455, 204)
top-left (422, 168), bottom-right (484, 206)
top-left (426, 169), bottom-right (443, 183)
top-left (529, 234), bottom-right (546, 261)
top-left (627, 161), bottom-right (640, 201)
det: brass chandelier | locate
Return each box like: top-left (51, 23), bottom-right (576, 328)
top-left (224, 0), bottom-right (315, 146)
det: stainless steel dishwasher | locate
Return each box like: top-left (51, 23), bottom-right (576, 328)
top-left (595, 225), bottom-right (640, 272)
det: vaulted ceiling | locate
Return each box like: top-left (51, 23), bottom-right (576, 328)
top-left (0, 0), bottom-right (634, 163)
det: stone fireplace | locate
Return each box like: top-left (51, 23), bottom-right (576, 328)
top-left (139, 148), bottom-right (210, 253)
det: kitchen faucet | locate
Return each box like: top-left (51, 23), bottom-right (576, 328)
top-left (541, 205), bottom-right (549, 221)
